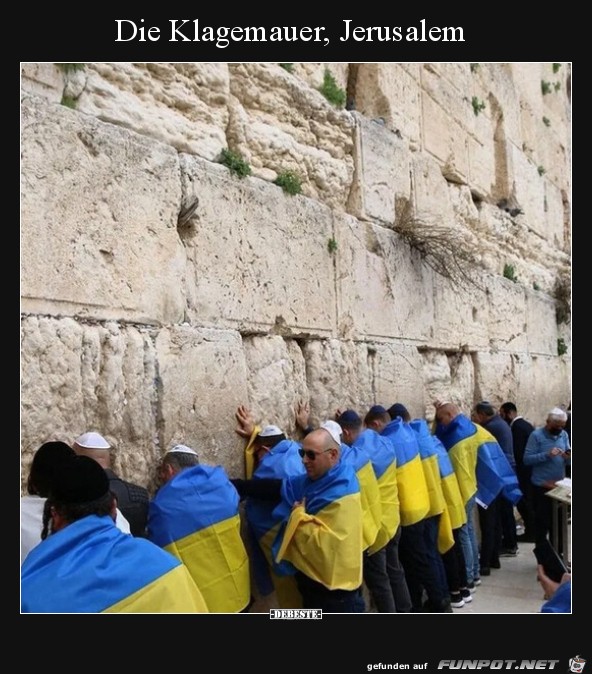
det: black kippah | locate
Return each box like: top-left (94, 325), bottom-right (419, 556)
top-left (51, 455), bottom-right (110, 503)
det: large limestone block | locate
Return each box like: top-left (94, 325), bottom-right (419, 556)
top-left (510, 144), bottom-right (547, 238)
top-left (226, 63), bottom-right (354, 211)
top-left (421, 93), bottom-right (469, 183)
top-left (353, 64), bottom-right (422, 148)
top-left (539, 132), bottom-right (571, 198)
top-left (21, 96), bottom-right (186, 324)
top-left (431, 274), bottom-right (489, 351)
top-left (242, 336), bottom-right (308, 436)
top-left (21, 63), bottom-right (64, 102)
top-left (20, 316), bottom-right (159, 491)
top-left (421, 63), bottom-right (475, 135)
top-left (472, 351), bottom-right (518, 405)
top-left (476, 64), bottom-right (522, 147)
top-left (525, 291), bottom-right (559, 356)
top-left (420, 349), bottom-right (475, 420)
top-left (347, 113), bottom-right (411, 226)
top-left (180, 155), bottom-right (336, 336)
top-left (301, 340), bottom-right (373, 424)
top-left (481, 353), bottom-right (571, 428)
top-left (372, 342), bottom-right (426, 419)
top-left (75, 63), bottom-right (229, 160)
top-left (486, 277), bottom-right (527, 353)
top-left (544, 180), bottom-right (569, 249)
top-left (467, 115), bottom-right (495, 198)
top-left (335, 216), bottom-right (433, 342)
top-left (511, 64), bottom-right (545, 117)
top-left (155, 326), bottom-right (249, 478)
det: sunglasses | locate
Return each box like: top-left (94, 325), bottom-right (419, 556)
top-left (298, 448), bottom-right (332, 460)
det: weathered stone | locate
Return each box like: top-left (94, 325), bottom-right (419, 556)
top-left (180, 155), bottom-right (336, 336)
top-left (155, 326), bottom-right (249, 478)
top-left (420, 350), bottom-right (475, 421)
top-left (21, 95), bottom-right (185, 324)
top-left (20, 315), bottom-right (159, 490)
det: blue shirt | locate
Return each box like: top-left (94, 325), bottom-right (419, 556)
top-left (523, 427), bottom-right (570, 486)
top-left (541, 581), bottom-right (571, 613)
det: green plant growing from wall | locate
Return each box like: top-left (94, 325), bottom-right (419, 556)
top-left (327, 237), bottom-right (338, 254)
top-left (557, 337), bottom-right (567, 356)
top-left (319, 69), bottom-right (346, 108)
top-left (554, 81), bottom-right (561, 92)
top-left (471, 96), bottom-right (486, 116)
top-left (541, 80), bottom-right (552, 95)
top-left (538, 165), bottom-right (546, 176)
top-left (470, 63), bottom-right (480, 73)
top-left (542, 116), bottom-right (551, 127)
top-left (55, 63), bottom-right (85, 74)
top-left (552, 63), bottom-right (561, 73)
top-left (279, 63), bottom-right (294, 73)
top-left (60, 94), bottom-right (78, 109)
top-left (273, 170), bottom-right (302, 195)
top-left (533, 281), bottom-right (541, 291)
top-left (219, 148), bottom-right (252, 179)
top-left (503, 263), bottom-right (518, 282)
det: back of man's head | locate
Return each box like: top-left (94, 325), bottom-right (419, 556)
top-left (364, 405), bottom-right (390, 430)
top-left (387, 403), bottom-right (411, 422)
top-left (473, 401), bottom-right (495, 418)
top-left (27, 441), bottom-right (75, 497)
top-left (43, 455), bottom-right (115, 538)
top-left (500, 402), bottom-right (517, 415)
top-left (163, 445), bottom-right (200, 473)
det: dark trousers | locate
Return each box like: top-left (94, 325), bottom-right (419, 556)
top-left (295, 573), bottom-right (365, 613)
top-left (399, 519), bottom-right (448, 611)
top-left (478, 498), bottom-right (501, 569)
top-left (363, 526), bottom-right (412, 613)
top-left (533, 485), bottom-right (564, 554)
top-left (442, 528), bottom-right (468, 593)
top-left (499, 496), bottom-right (518, 550)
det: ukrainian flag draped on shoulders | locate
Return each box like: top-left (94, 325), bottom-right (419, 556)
top-left (409, 419), bottom-right (457, 553)
top-left (435, 414), bottom-right (521, 507)
top-left (148, 464), bottom-right (250, 613)
top-left (271, 460), bottom-right (363, 590)
top-left (21, 515), bottom-right (208, 613)
top-left (246, 437), bottom-right (305, 608)
top-left (341, 441), bottom-right (382, 551)
top-left (352, 428), bottom-right (399, 554)
top-left (381, 418), bottom-right (430, 526)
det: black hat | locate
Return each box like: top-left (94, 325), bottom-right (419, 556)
top-left (51, 455), bottom-right (110, 504)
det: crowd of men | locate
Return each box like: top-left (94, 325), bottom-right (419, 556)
top-left (20, 399), bottom-right (571, 613)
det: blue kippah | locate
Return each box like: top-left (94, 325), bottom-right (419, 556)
top-left (336, 409), bottom-right (362, 427)
top-left (368, 404), bottom-right (387, 415)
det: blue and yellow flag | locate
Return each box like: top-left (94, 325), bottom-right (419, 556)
top-left (148, 464), bottom-right (250, 613)
top-left (272, 461), bottom-right (363, 590)
top-left (21, 514), bottom-right (209, 613)
top-left (246, 438), bottom-right (305, 608)
top-left (341, 442), bottom-right (382, 551)
top-left (435, 414), bottom-right (521, 507)
top-left (409, 419), bottom-right (456, 553)
top-left (351, 428), bottom-right (399, 554)
top-left (381, 418), bottom-right (430, 526)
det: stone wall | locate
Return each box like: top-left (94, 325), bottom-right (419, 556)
top-left (20, 62), bottom-right (571, 491)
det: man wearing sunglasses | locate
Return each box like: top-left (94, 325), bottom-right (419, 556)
top-left (272, 428), bottom-right (365, 612)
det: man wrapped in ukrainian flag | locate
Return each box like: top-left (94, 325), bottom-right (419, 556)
top-left (21, 455), bottom-right (208, 613)
top-left (271, 428), bottom-right (365, 612)
top-left (148, 444), bottom-right (251, 613)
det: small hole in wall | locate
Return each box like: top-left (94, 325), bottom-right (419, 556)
top-left (470, 191), bottom-right (483, 209)
top-left (472, 307), bottom-right (478, 320)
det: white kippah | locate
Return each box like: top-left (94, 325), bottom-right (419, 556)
top-left (258, 425), bottom-right (284, 438)
top-left (168, 444), bottom-right (198, 456)
top-left (320, 420), bottom-right (342, 445)
top-left (74, 432), bottom-right (110, 449)
top-left (548, 407), bottom-right (568, 420)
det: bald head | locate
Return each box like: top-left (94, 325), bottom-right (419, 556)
top-left (435, 402), bottom-right (460, 427)
top-left (300, 428), bottom-right (340, 481)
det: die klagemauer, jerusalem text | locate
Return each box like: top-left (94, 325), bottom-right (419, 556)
top-left (114, 19), bottom-right (465, 47)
